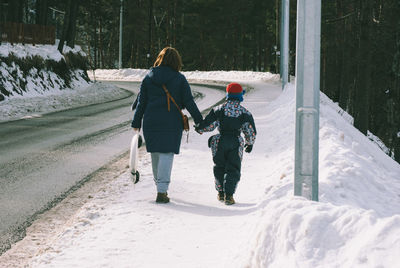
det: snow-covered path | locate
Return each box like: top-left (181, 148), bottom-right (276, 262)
top-left (1, 80), bottom-right (282, 267)
top-left (28, 81), bottom-right (280, 267)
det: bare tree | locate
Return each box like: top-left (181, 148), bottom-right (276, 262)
top-left (36, 0), bottom-right (48, 25)
top-left (354, 0), bottom-right (373, 134)
top-left (58, 0), bottom-right (79, 53)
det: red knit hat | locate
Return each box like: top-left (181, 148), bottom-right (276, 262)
top-left (226, 83), bottom-right (243, 94)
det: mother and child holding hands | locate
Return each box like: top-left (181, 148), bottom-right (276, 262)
top-left (131, 47), bottom-right (257, 205)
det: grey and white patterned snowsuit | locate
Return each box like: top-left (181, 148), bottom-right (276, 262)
top-left (197, 99), bottom-right (256, 195)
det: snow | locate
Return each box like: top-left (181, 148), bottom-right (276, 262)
top-left (0, 42), bottom-right (89, 103)
top-left (90, 68), bottom-right (279, 84)
top-left (0, 42), bottom-right (85, 61)
top-left (1, 69), bottom-right (400, 268)
top-left (0, 79), bottom-right (131, 122)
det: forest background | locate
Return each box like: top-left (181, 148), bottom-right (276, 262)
top-left (1, 0), bottom-right (400, 163)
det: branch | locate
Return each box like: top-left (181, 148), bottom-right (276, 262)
top-left (325, 12), bottom-right (356, 24)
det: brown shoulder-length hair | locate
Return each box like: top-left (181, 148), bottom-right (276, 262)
top-left (153, 47), bottom-right (183, 72)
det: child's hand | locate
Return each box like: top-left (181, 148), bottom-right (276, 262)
top-left (245, 144), bottom-right (253, 153)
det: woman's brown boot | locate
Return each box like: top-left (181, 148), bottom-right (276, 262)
top-left (156, 192), bottom-right (170, 203)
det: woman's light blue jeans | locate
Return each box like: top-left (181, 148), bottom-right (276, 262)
top-left (151, 152), bottom-right (174, 193)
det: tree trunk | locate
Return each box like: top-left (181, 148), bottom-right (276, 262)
top-left (129, 43), bottom-right (135, 68)
top-left (321, 42), bottom-right (327, 93)
top-left (9, 0), bottom-right (24, 23)
top-left (106, 30), bottom-right (114, 68)
top-left (166, 0), bottom-right (170, 46)
top-left (392, 6), bottom-right (400, 162)
top-left (241, 25), bottom-right (246, 70)
top-left (135, 42), bottom-right (139, 68)
top-left (275, 0), bottom-right (279, 73)
top-left (66, 0), bottom-right (79, 47)
top-left (258, 29), bottom-right (262, 71)
top-left (173, 0), bottom-right (177, 46)
top-left (92, 13), bottom-right (98, 69)
top-left (232, 26), bottom-right (238, 69)
top-left (334, 0), bottom-right (344, 102)
top-left (58, 0), bottom-right (72, 53)
top-left (338, 0), bottom-right (349, 110)
top-left (0, 0), bottom-right (3, 23)
top-left (86, 33), bottom-right (94, 69)
top-left (354, 0), bottom-right (373, 134)
top-left (36, 0), bottom-right (48, 25)
top-left (98, 18), bottom-right (104, 68)
top-left (148, 0), bottom-right (153, 67)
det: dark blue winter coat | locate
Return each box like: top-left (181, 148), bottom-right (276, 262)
top-left (131, 66), bottom-right (203, 154)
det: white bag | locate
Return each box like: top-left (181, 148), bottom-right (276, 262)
top-left (129, 132), bottom-right (141, 183)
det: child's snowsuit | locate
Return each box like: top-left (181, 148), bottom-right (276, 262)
top-left (197, 99), bottom-right (256, 195)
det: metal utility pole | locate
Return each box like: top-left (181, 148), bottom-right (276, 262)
top-left (280, 0), bottom-right (290, 89)
top-left (119, 0), bottom-right (123, 69)
top-left (294, 0), bottom-right (321, 201)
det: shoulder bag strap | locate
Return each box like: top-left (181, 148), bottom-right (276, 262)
top-left (162, 84), bottom-right (186, 120)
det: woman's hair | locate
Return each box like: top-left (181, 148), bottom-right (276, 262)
top-left (153, 47), bottom-right (183, 72)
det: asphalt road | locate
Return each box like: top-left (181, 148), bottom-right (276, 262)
top-left (0, 82), bottom-right (139, 253)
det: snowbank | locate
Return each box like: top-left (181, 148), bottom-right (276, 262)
top-left (89, 68), bottom-right (280, 84)
top-left (241, 197), bottom-right (400, 268)
top-left (89, 68), bottom-right (150, 82)
top-left (236, 84), bottom-right (400, 268)
top-left (0, 81), bottom-right (130, 122)
top-left (0, 42), bottom-right (89, 101)
top-left (0, 42), bottom-right (86, 61)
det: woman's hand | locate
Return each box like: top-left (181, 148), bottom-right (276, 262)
top-left (194, 123), bottom-right (203, 134)
top-left (133, 128), bottom-right (140, 132)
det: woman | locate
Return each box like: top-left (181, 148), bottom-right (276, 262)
top-left (131, 47), bottom-right (203, 203)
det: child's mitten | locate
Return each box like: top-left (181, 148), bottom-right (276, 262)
top-left (208, 136), bottom-right (213, 148)
top-left (245, 144), bottom-right (253, 153)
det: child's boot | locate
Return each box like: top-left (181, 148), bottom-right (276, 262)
top-left (224, 194), bottom-right (235, 205)
top-left (217, 191), bottom-right (224, 202)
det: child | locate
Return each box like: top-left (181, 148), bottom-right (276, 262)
top-left (195, 82), bottom-right (256, 205)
